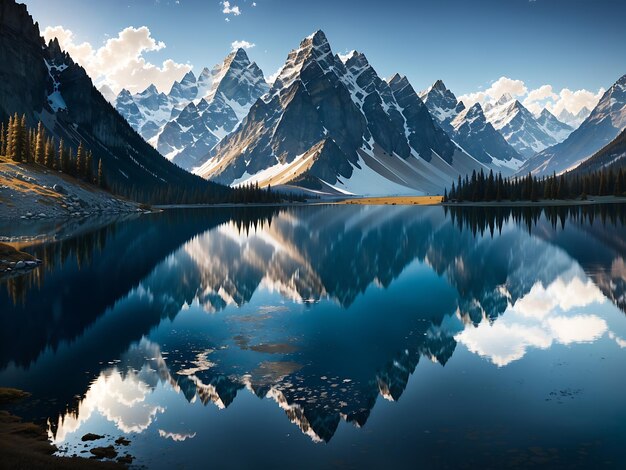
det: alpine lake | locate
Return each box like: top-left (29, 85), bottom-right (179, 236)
top-left (1, 203), bottom-right (625, 469)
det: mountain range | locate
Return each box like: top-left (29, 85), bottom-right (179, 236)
top-left (0, 0), bottom-right (227, 202)
top-left (419, 82), bottom-right (524, 171)
top-left (4, 0), bottom-right (624, 198)
top-left (112, 48), bottom-right (268, 171)
top-left (113, 30), bottom-right (593, 195)
top-left (195, 31), bottom-right (496, 195)
top-left (520, 75), bottom-right (626, 176)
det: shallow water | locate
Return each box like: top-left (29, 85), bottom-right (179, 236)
top-left (1, 204), bottom-right (625, 469)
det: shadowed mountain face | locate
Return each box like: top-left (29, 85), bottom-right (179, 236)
top-left (1, 205), bottom-right (625, 466)
top-left (197, 31), bottom-right (486, 195)
top-left (0, 0), bottom-right (221, 195)
top-left (520, 74), bottom-right (626, 176)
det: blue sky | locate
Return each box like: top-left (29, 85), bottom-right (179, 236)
top-left (25, 0), bottom-right (626, 113)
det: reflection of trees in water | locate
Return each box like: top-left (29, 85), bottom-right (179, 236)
top-left (4, 225), bottom-right (113, 306)
top-left (446, 204), bottom-right (626, 237)
top-left (2, 208), bottom-right (281, 306)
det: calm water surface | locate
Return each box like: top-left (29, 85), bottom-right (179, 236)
top-left (1, 204), bottom-right (626, 469)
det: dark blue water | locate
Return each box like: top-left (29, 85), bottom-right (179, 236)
top-left (1, 204), bottom-right (625, 469)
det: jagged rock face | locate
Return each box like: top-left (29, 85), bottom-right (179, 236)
top-left (114, 48), bottom-right (269, 171)
top-left (198, 31), bottom-right (484, 195)
top-left (534, 108), bottom-right (573, 143)
top-left (0, 0), bottom-right (215, 194)
top-left (520, 75), bottom-right (626, 176)
top-left (168, 70), bottom-right (198, 105)
top-left (419, 81), bottom-right (522, 174)
top-left (484, 98), bottom-right (559, 159)
top-left (450, 103), bottom-right (523, 170)
top-left (114, 89), bottom-right (143, 130)
top-left (0, 1), bottom-right (48, 124)
top-left (419, 79), bottom-right (465, 133)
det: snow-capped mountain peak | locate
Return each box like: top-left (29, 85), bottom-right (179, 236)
top-left (115, 47), bottom-right (269, 171)
top-left (518, 73), bottom-right (626, 176)
top-left (197, 30), bottom-right (487, 195)
top-left (534, 108), bottom-right (573, 143)
top-left (419, 79), bottom-right (465, 132)
top-left (449, 102), bottom-right (523, 170)
top-left (484, 98), bottom-right (559, 159)
top-left (269, 29), bottom-right (335, 96)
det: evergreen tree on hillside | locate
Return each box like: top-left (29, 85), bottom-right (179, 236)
top-left (44, 137), bottom-right (56, 169)
top-left (34, 121), bottom-right (46, 164)
top-left (9, 113), bottom-right (26, 162)
top-left (76, 141), bottom-right (85, 178)
top-left (97, 158), bottom-right (105, 189)
top-left (0, 122), bottom-right (5, 157)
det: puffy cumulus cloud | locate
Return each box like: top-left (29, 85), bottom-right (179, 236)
top-left (459, 76), bottom-right (527, 107)
top-left (522, 84), bottom-right (558, 114)
top-left (43, 25), bottom-right (192, 94)
top-left (231, 40), bottom-right (255, 50)
top-left (459, 76), bottom-right (603, 116)
top-left (222, 1), bottom-right (241, 16)
top-left (455, 274), bottom-right (610, 367)
top-left (545, 87), bottom-right (605, 117)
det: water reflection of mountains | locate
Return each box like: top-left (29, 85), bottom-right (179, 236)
top-left (1, 204), bottom-right (625, 443)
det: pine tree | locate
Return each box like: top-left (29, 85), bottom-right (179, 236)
top-left (44, 137), bottom-right (56, 169)
top-left (35, 121), bottom-right (46, 164)
top-left (76, 141), bottom-right (85, 179)
top-left (97, 158), bottom-right (105, 188)
top-left (9, 113), bottom-right (25, 162)
top-left (20, 115), bottom-right (31, 163)
top-left (5, 116), bottom-right (13, 160)
top-left (58, 139), bottom-right (68, 173)
top-left (0, 122), bottom-right (5, 158)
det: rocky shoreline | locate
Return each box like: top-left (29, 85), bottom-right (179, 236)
top-left (0, 242), bottom-right (42, 277)
top-left (0, 388), bottom-right (123, 468)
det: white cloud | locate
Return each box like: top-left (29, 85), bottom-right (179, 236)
top-left (222, 1), bottom-right (241, 15)
top-left (231, 40), bottom-right (255, 50)
top-left (459, 76), bottom-right (527, 107)
top-left (546, 87), bottom-right (605, 116)
top-left (43, 25), bottom-right (192, 94)
top-left (522, 84), bottom-right (558, 114)
top-left (459, 76), bottom-right (604, 117)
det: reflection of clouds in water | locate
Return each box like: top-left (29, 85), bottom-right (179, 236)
top-left (51, 368), bottom-right (165, 443)
top-left (456, 272), bottom-right (610, 366)
top-left (513, 275), bottom-right (605, 318)
top-left (158, 429), bottom-right (197, 442)
top-left (608, 331), bottom-right (626, 348)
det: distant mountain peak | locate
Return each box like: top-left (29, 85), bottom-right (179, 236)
top-left (432, 79), bottom-right (448, 92)
top-left (181, 70), bottom-right (196, 82)
top-left (225, 47), bottom-right (251, 67)
top-left (139, 84), bottom-right (159, 95)
top-left (496, 93), bottom-right (514, 106)
top-left (467, 102), bottom-right (483, 113)
top-left (306, 29), bottom-right (329, 46)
